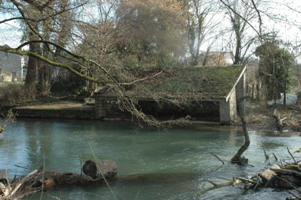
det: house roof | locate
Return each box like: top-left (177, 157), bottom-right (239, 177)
top-left (99, 65), bottom-right (246, 100)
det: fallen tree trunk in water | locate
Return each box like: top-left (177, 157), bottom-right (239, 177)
top-left (0, 160), bottom-right (117, 200)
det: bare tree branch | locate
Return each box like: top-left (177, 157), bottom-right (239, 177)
top-left (250, 0), bottom-right (262, 35)
top-left (0, 45), bottom-right (106, 84)
top-left (219, 0), bottom-right (261, 38)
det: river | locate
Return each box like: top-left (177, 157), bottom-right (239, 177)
top-left (0, 118), bottom-right (300, 199)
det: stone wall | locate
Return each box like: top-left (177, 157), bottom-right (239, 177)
top-left (14, 108), bottom-right (95, 119)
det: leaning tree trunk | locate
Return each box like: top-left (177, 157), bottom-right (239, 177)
top-left (25, 30), bottom-right (39, 97)
top-left (233, 32), bottom-right (242, 65)
top-left (231, 96), bottom-right (250, 165)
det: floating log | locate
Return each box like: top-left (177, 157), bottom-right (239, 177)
top-left (83, 160), bottom-right (117, 179)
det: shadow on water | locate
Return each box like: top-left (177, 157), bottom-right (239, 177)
top-left (0, 119), bottom-right (300, 199)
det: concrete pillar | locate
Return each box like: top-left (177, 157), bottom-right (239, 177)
top-left (220, 89), bottom-right (237, 124)
top-left (220, 99), bottom-right (231, 124)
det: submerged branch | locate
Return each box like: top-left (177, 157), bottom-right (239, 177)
top-left (287, 147), bottom-right (298, 165)
top-left (197, 178), bottom-right (243, 196)
top-left (210, 152), bottom-right (225, 165)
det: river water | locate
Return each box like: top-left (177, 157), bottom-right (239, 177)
top-left (0, 118), bottom-right (300, 199)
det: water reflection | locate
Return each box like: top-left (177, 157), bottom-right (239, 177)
top-left (0, 119), bottom-right (300, 199)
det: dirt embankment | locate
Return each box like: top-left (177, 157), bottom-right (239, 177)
top-left (236, 101), bottom-right (301, 132)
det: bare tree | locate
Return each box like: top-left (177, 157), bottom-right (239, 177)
top-left (221, 0), bottom-right (258, 64)
top-left (183, 0), bottom-right (222, 66)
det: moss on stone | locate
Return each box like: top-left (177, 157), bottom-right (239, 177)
top-left (141, 65), bottom-right (244, 99)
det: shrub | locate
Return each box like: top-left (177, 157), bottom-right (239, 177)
top-left (0, 83), bottom-right (35, 106)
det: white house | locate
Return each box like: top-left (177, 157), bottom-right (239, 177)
top-left (199, 51), bottom-right (234, 66)
top-left (0, 45), bottom-right (26, 82)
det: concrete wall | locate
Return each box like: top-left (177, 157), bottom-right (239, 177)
top-left (95, 97), bottom-right (114, 119)
top-left (95, 98), bottom-right (106, 119)
top-left (0, 51), bottom-right (22, 82)
top-left (95, 97), bottom-right (220, 121)
top-left (220, 89), bottom-right (237, 124)
top-left (138, 100), bottom-right (220, 121)
top-left (220, 68), bottom-right (246, 124)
